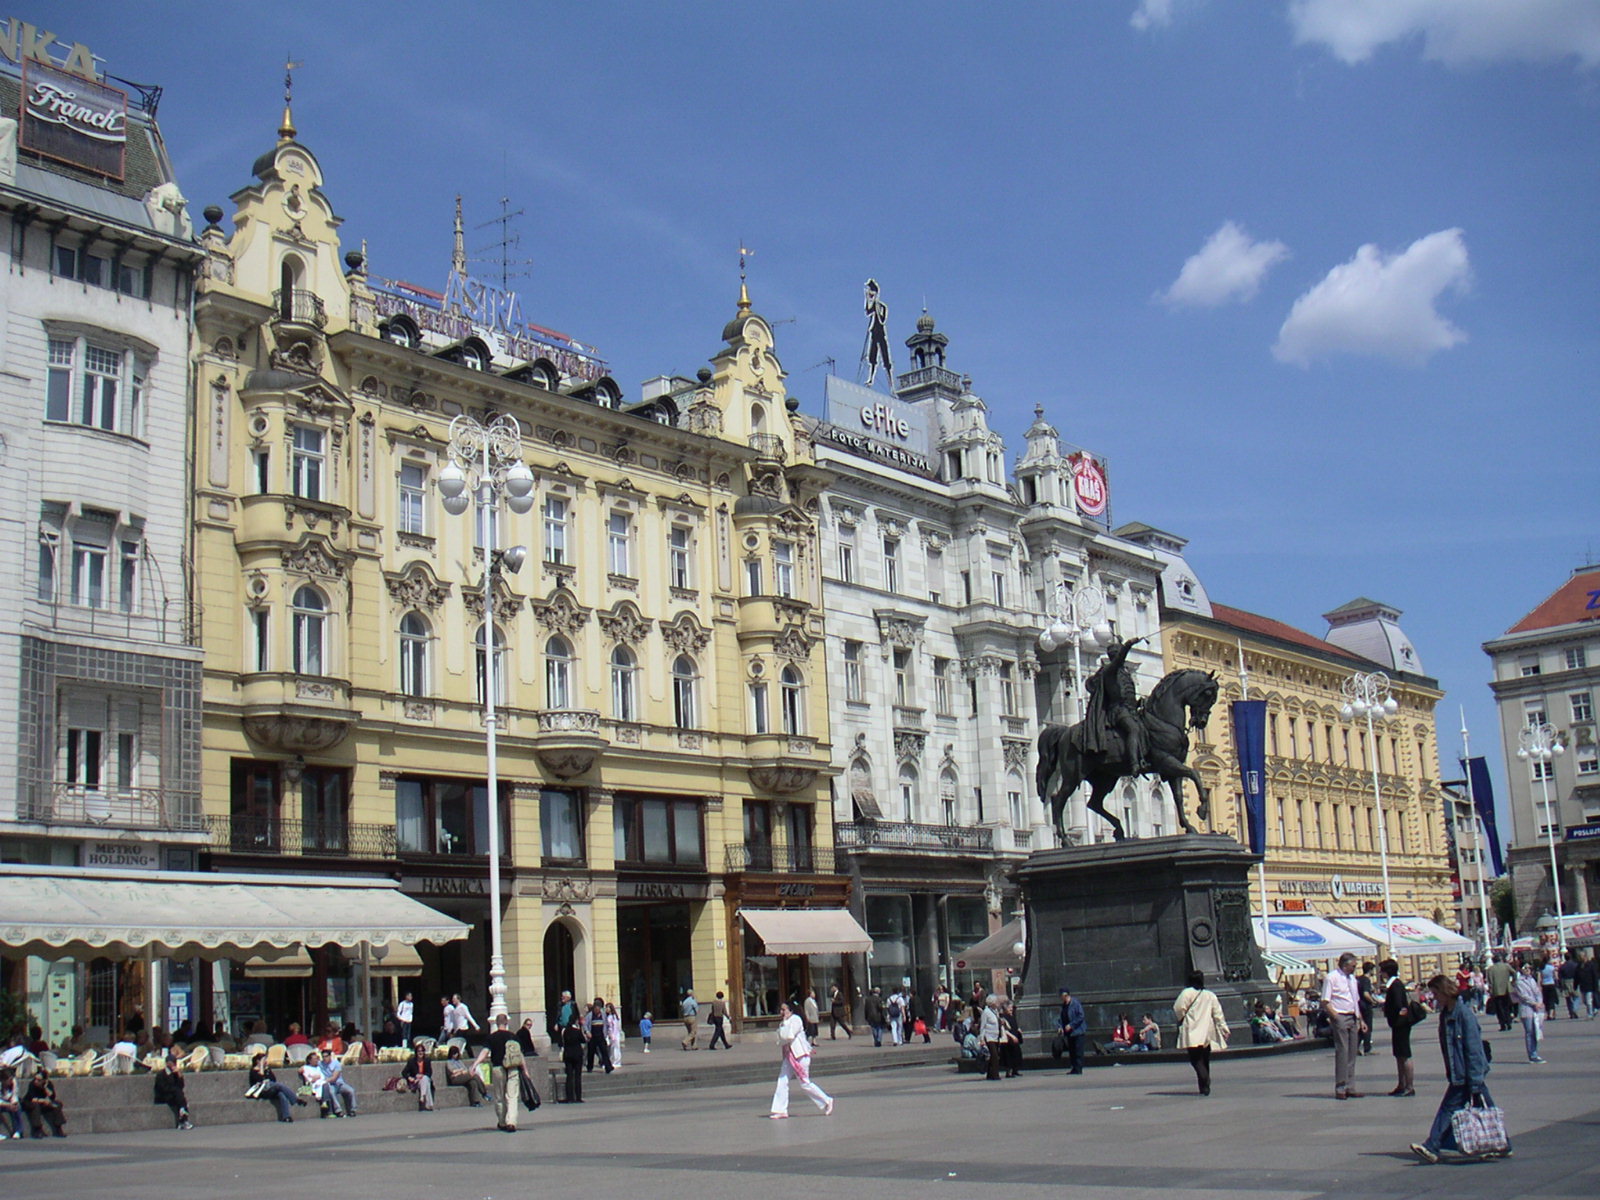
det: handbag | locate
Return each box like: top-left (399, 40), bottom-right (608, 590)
top-left (1450, 1095), bottom-right (1508, 1156)
top-left (517, 1067), bottom-right (541, 1111)
top-left (1050, 1034), bottom-right (1065, 1060)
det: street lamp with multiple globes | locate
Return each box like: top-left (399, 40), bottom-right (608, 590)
top-left (1340, 670), bottom-right (1399, 950)
top-left (436, 412), bottom-right (534, 1022)
top-left (1038, 580), bottom-right (1112, 840)
top-left (1517, 721), bottom-right (1567, 957)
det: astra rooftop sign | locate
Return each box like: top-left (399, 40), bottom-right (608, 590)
top-left (0, 19), bottom-right (98, 78)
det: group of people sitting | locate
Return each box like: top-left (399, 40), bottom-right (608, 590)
top-left (1248, 1001), bottom-right (1303, 1044)
top-left (1107, 1013), bottom-right (1163, 1052)
top-left (0, 1063), bottom-right (67, 1138)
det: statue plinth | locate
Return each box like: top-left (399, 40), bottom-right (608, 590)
top-left (1016, 833), bottom-right (1278, 1046)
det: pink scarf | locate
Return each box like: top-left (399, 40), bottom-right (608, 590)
top-left (784, 1047), bottom-right (810, 1082)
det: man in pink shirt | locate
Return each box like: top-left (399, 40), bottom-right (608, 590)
top-left (1322, 952), bottom-right (1368, 1100)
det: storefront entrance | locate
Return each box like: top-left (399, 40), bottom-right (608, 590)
top-left (616, 901), bottom-right (693, 1027)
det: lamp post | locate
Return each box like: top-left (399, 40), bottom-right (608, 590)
top-left (1038, 579), bottom-right (1111, 840)
top-left (1517, 721), bottom-right (1567, 957)
top-left (437, 412), bottom-right (534, 1022)
top-left (1340, 670), bottom-right (1398, 951)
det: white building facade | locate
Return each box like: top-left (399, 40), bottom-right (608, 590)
top-left (812, 315), bottom-right (1164, 1003)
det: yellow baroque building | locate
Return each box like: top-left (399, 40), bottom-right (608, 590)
top-left (1122, 527), bottom-right (1456, 964)
top-left (189, 114), bottom-right (840, 1039)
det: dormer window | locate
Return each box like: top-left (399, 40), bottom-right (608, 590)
top-left (383, 317), bottom-right (419, 349)
top-left (460, 342), bottom-right (487, 371)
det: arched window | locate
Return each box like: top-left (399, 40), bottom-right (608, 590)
top-left (545, 635), bottom-right (573, 709)
top-left (399, 611), bottom-right (430, 697)
top-left (780, 666), bottom-right (804, 735)
top-left (279, 255), bottom-right (304, 320)
top-left (939, 769), bottom-right (959, 826)
top-left (610, 645), bottom-right (638, 721)
top-left (475, 624), bottom-right (506, 707)
top-left (291, 585), bottom-right (326, 675)
top-left (672, 655), bottom-right (698, 729)
top-left (750, 402), bottom-right (767, 435)
top-left (898, 764), bottom-right (918, 822)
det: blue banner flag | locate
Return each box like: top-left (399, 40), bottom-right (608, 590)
top-left (1463, 756), bottom-right (1505, 877)
top-left (1231, 700), bottom-right (1268, 855)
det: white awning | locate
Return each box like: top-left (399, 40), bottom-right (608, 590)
top-left (740, 908), bottom-right (872, 955)
top-left (1253, 916), bottom-right (1381, 960)
top-left (0, 864), bottom-right (469, 960)
top-left (1260, 950), bottom-right (1315, 975)
top-left (954, 919), bottom-right (1024, 970)
top-left (1332, 916), bottom-right (1474, 956)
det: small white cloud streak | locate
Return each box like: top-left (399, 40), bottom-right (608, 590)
top-left (1159, 221), bottom-right (1290, 308)
top-left (1131, 0), bottom-right (1176, 31)
top-left (1273, 228), bottom-right (1471, 368)
top-left (1288, 0), bottom-right (1600, 68)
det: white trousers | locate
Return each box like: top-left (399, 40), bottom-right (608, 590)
top-left (770, 1055), bottom-right (831, 1114)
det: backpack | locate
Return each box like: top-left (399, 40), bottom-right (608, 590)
top-left (503, 1038), bottom-right (524, 1069)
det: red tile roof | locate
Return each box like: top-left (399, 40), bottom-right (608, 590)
top-left (1207, 603), bottom-right (1365, 661)
top-left (1506, 569), bottom-right (1600, 634)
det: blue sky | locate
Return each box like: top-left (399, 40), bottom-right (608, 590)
top-left (40, 2), bottom-right (1600, 829)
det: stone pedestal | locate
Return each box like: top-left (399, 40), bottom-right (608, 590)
top-left (1016, 834), bottom-right (1277, 1045)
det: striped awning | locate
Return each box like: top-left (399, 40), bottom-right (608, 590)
top-left (1260, 950), bottom-right (1314, 974)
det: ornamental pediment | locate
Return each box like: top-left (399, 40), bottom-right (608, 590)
top-left (281, 535), bottom-right (351, 581)
top-left (383, 562), bottom-right (452, 611)
top-left (529, 587), bottom-right (592, 637)
top-left (659, 611), bottom-right (710, 655)
top-left (597, 601), bottom-right (650, 645)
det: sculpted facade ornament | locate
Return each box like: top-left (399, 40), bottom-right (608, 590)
top-left (833, 504), bottom-right (860, 529)
top-left (529, 588), bottom-right (592, 637)
top-left (921, 528), bottom-right (950, 552)
top-left (384, 562), bottom-right (451, 611)
top-left (1003, 739), bottom-right (1032, 771)
top-left (894, 730), bottom-right (927, 761)
top-left (748, 765), bottom-right (817, 795)
top-left (659, 612), bottom-right (710, 655)
top-left (773, 627), bottom-right (812, 662)
top-left (542, 875), bottom-right (593, 903)
top-left (1019, 650), bottom-right (1041, 679)
top-left (961, 654), bottom-right (1004, 678)
top-left (879, 517), bottom-right (906, 540)
top-left (875, 610), bottom-right (925, 650)
top-left (597, 601), bottom-right (650, 645)
top-left (463, 580), bottom-right (525, 624)
top-left (281, 538), bottom-right (349, 581)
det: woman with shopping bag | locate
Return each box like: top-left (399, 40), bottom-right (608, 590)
top-left (1410, 973), bottom-right (1511, 1164)
top-left (769, 1000), bottom-right (834, 1119)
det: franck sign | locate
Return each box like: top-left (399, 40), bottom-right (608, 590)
top-left (20, 58), bottom-right (126, 179)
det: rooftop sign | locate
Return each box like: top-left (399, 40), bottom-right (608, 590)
top-left (821, 375), bottom-right (935, 476)
top-left (19, 58), bottom-right (125, 179)
top-left (0, 18), bottom-right (98, 77)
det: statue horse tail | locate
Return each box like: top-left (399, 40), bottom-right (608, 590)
top-left (1036, 723), bottom-right (1063, 799)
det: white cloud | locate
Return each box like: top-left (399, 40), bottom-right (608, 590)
top-left (1288, 0), bottom-right (1600, 68)
top-left (1131, 0), bottom-right (1176, 31)
top-left (1159, 221), bottom-right (1289, 308)
top-left (1273, 229), bottom-right (1471, 367)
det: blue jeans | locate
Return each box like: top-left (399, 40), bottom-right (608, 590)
top-left (1522, 1014), bottom-right (1541, 1059)
top-left (259, 1080), bottom-right (296, 1120)
top-left (1422, 1083), bottom-right (1502, 1153)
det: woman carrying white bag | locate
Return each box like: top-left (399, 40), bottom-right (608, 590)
top-left (769, 1000), bottom-right (834, 1119)
top-left (1410, 974), bottom-right (1511, 1164)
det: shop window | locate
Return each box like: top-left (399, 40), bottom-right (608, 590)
top-left (540, 788), bottom-right (584, 862)
top-left (613, 795), bottom-right (703, 867)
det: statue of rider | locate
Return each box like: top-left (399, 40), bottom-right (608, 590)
top-left (1081, 635), bottom-right (1149, 775)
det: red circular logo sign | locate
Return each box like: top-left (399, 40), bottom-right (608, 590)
top-left (1073, 457), bottom-right (1108, 516)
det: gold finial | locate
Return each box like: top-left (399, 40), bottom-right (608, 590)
top-left (737, 242), bottom-right (752, 315)
top-left (279, 56), bottom-right (303, 142)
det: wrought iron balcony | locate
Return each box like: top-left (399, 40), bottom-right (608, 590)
top-left (835, 820), bottom-right (994, 854)
top-left (24, 784), bottom-right (204, 832)
top-left (271, 288), bottom-right (328, 328)
top-left (206, 815), bottom-right (397, 859)
top-left (724, 842), bottom-right (836, 874)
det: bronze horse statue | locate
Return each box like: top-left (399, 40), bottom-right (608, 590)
top-left (1036, 668), bottom-right (1219, 841)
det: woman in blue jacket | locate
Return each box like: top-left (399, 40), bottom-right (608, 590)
top-left (1410, 973), bottom-right (1509, 1163)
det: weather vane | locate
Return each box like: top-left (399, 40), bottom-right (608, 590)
top-left (738, 241), bottom-right (753, 312)
top-left (279, 54), bottom-right (303, 140)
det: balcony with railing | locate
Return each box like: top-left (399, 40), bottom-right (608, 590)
top-left (724, 842), bottom-right (836, 874)
top-left (271, 288), bottom-right (328, 329)
top-left (206, 814), bottom-right (397, 859)
top-left (22, 784), bottom-right (204, 833)
top-left (748, 433), bottom-right (787, 463)
top-left (835, 820), bottom-right (994, 855)
top-left (531, 708), bottom-right (606, 779)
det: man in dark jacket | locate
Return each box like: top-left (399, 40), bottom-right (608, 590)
top-left (1576, 951), bottom-right (1599, 1019)
top-left (863, 987), bottom-right (886, 1047)
top-left (1411, 973), bottom-right (1507, 1163)
top-left (1058, 988), bottom-right (1087, 1075)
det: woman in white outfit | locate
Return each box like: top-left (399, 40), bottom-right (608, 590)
top-left (770, 1000), bottom-right (834, 1119)
top-left (604, 1003), bottom-right (623, 1069)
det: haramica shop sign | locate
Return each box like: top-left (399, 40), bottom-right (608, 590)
top-left (20, 57), bottom-right (127, 179)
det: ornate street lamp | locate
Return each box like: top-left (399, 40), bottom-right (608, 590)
top-left (1340, 670), bottom-right (1399, 950)
top-left (437, 413), bottom-right (533, 1022)
top-left (1517, 721), bottom-right (1567, 956)
top-left (1037, 580), bottom-right (1112, 722)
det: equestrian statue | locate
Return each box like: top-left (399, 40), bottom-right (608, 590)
top-left (1035, 634), bottom-right (1220, 841)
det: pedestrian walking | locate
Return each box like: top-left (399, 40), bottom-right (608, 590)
top-left (1057, 988), bottom-right (1086, 1075)
top-left (829, 985), bottom-right (853, 1039)
top-left (1577, 950), bottom-right (1599, 1019)
top-left (887, 987), bottom-right (906, 1046)
top-left (1321, 952), bottom-right (1367, 1099)
top-left (1410, 973), bottom-right (1510, 1163)
top-left (1357, 961), bottom-right (1376, 1054)
top-left (395, 992), bottom-right (414, 1048)
top-left (769, 1000), bottom-right (833, 1119)
top-left (584, 998), bottom-right (612, 1073)
top-left (552, 990), bottom-right (576, 1039)
top-left (680, 988), bottom-right (700, 1050)
top-left (1380, 958), bottom-right (1421, 1097)
top-left (639, 1011), bottom-right (653, 1053)
top-left (1173, 970), bottom-right (1230, 1096)
top-left (1514, 961), bottom-right (1546, 1062)
top-left (605, 1002), bottom-right (623, 1069)
top-left (559, 1010), bottom-right (585, 1103)
top-left (707, 991), bottom-right (731, 1050)
top-left (864, 987), bottom-right (885, 1047)
top-left (485, 1012), bottom-right (520, 1132)
top-left (1485, 953), bottom-right (1514, 1030)
top-left (1539, 956), bottom-right (1559, 1018)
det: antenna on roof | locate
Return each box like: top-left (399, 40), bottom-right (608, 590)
top-left (473, 197), bottom-right (535, 292)
top-left (805, 357), bottom-right (837, 374)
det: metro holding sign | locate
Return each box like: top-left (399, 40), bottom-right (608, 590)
top-left (1069, 452), bottom-right (1108, 518)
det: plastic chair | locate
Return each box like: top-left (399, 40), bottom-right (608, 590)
top-left (206, 1045), bottom-right (226, 1069)
top-left (104, 1048), bottom-right (135, 1075)
top-left (340, 1042), bottom-right (364, 1067)
top-left (74, 1050), bottom-right (98, 1077)
top-left (39, 1051), bottom-right (58, 1073)
top-left (413, 1035), bottom-right (437, 1054)
top-left (445, 1036), bottom-right (467, 1053)
top-left (184, 1046), bottom-right (209, 1072)
top-left (286, 1043), bottom-right (312, 1065)
top-left (265, 1043), bottom-right (288, 1068)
